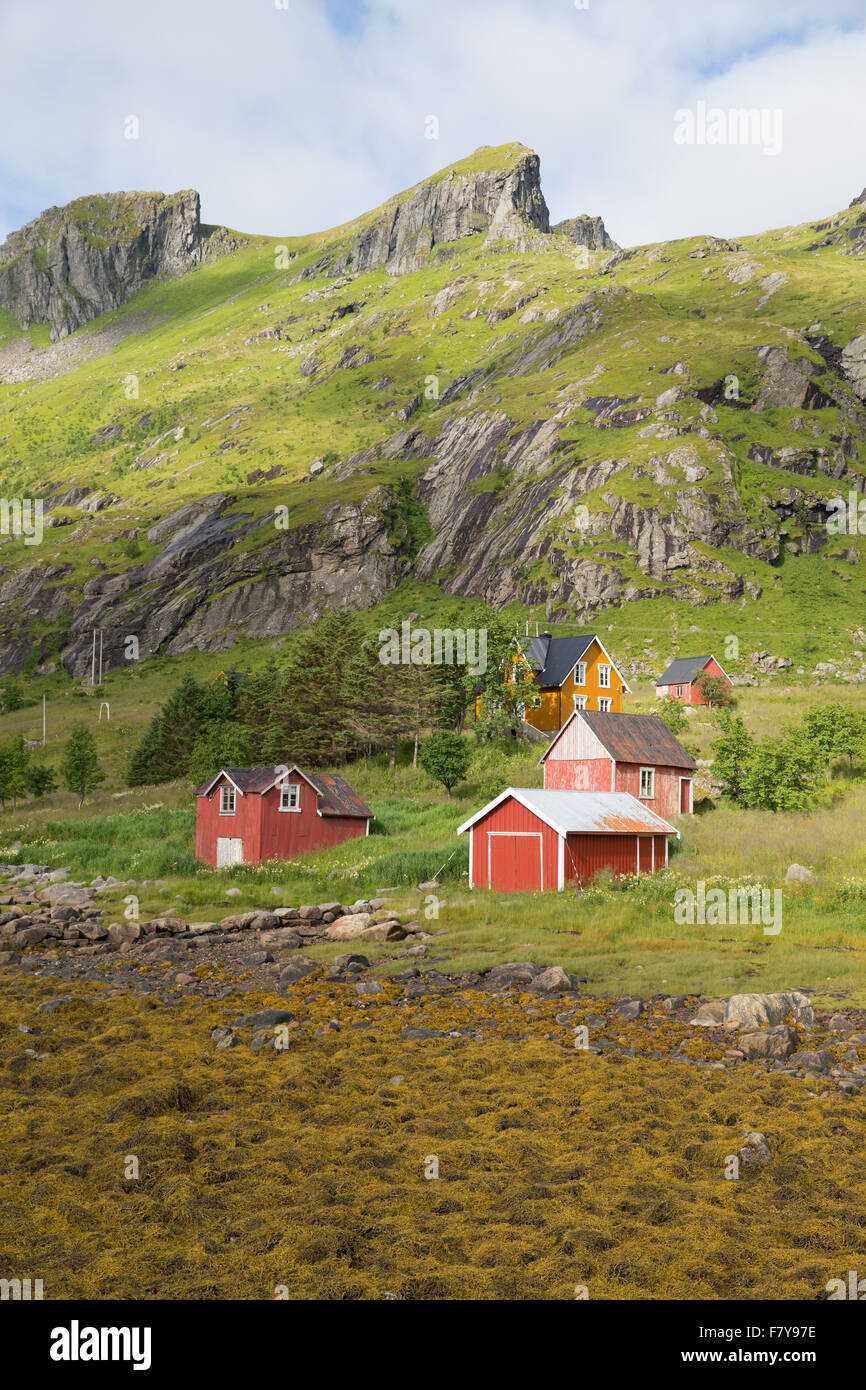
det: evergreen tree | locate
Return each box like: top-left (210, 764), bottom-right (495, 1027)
top-left (126, 675), bottom-right (210, 785)
top-left (60, 726), bottom-right (105, 807)
top-left (189, 723), bottom-right (256, 787)
top-left (26, 762), bottom-right (57, 798)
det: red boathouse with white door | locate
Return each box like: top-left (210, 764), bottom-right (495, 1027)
top-left (456, 788), bottom-right (678, 892)
top-left (541, 709), bottom-right (696, 819)
top-left (195, 764), bottom-right (372, 866)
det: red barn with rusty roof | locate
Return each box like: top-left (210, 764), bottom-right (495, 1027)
top-left (457, 788), bottom-right (678, 892)
top-left (195, 764), bottom-right (372, 866)
top-left (541, 709), bottom-right (696, 819)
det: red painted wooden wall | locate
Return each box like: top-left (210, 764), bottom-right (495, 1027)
top-left (470, 797), bottom-right (560, 891)
top-left (544, 757), bottom-right (614, 791)
top-left (195, 777), bottom-right (262, 865)
top-left (544, 758), bottom-right (691, 817)
top-left (196, 770), bottom-right (368, 866)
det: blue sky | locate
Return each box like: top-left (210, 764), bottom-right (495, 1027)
top-left (1, 0), bottom-right (865, 249)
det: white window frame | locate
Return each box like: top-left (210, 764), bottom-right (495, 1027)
top-left (573, 694), bottom-right (587, 710)
top-left (639, 767), bottom-right (655, 799)
top-left (676, 685), bottom-right (684, 698)
top-left (598, 663), bottom-right (611, 688)
top-left (220, 785), bottom-right (236, 816)
top-left (573, 661), bottom-right (587, 687)
top-left (531, 695), bottom-right (542, 709)
top-left (598, 697), bottom-right (611, 712)
top-left (279, 783), bottom-right (301, 812)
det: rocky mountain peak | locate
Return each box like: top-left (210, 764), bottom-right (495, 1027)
top-left (553, 214), bottom-right (619, 252)
top-left (331, 142), bottom-right (551, 278)
top-left (0, 189), bottom-right (208, 340)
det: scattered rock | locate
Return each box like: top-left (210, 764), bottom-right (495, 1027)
top-left (724, 991), bottom-right (814, 1031)
top-left (739, 1131), bottom-right (773, 1163)
top-left (738, 1025), bottom-right (798, 1061)
top-left (785, 863), bottom-right (813, 883)
top-left (327, 912), bottom-right (374, 941)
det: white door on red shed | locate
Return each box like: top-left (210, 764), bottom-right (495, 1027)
top-left (216, 837), bottom-right (244, 867)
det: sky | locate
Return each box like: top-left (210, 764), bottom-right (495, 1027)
top-left (1, 0), bottom-right (865, 250)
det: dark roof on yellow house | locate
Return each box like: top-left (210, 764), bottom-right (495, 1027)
top-left (519, 634), bottom-right (631, 691)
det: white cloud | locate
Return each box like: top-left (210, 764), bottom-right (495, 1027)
top-left (0, 0), bottom-right (864, 247)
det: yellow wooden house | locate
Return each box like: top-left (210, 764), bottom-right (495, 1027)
top-left (510, 632), bottom-right (630, 734)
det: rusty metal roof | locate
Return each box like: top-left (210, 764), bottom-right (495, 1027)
top-left (305, 771), bottom-right (373, 819)
top-left (568, 710), bottom-right (696, 769)
top-left (458, 789), bottom-right (678, 837)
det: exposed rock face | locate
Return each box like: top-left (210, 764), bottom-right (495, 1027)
top-left (841, 334), bottom-right (866, 402)
top-left (849, 187), bottom-right (866, 207)
top-left (751, 346), bottom-right (827, 411)
top-left (41, 489), bottom-right (406, 681)
top-left (0, 190), bottom-right (214, 339)
top-left (332, 146), bottom-right (550, 278)
top-left (553, 214), bottom-right (618, 251)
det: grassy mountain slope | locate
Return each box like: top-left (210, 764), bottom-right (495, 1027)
top-left (0, 144), bottom-right (865, 686)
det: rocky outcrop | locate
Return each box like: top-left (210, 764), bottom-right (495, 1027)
top-left (0, 190), bottom-right (231, 340)
top-left (330, 145), bottom-right (550, 278)
top-left (751, 345), bottom-right (828, 411)
top-left (841, 334), bottom-right (866, 402)
top-left (44, 488), bottom-right (407, 681)
top-left (553, 214), bottom-right (618, 251)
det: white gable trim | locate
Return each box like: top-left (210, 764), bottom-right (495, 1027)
top-left (539, 708), bottom-right (607, 764)
top-left (457, 787), bottom-right (520, 834)
top-left (198, 769), bottom-right (246, 798)
top-left (590, 638), bottom-right (632, 693)
top-left (458, 787), bottom-right (573, 837)
top-left (266, 764), bottom-right (321, 797)
top-left (704, 654), bottom-right (732, 685)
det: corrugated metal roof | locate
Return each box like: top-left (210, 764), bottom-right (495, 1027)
top-left (516, 789), bottom-right (677, 835)
top-left (656, 655), bottom-right (713, 686)
top-left (458, 788), bottom-right (678, 837)
top-left (562, 710), bottom-right (696, 769)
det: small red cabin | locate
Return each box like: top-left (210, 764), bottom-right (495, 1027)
top-left (195, 764), bottom-right (372, 866)
top-left (655, 654), bottom-right (731, 705)
top-left (541, 709), bottom-right (696, 819)
top-left (457, 788), bottom-right (678, 892)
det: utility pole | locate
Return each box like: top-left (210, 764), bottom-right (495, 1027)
top-left (91, 629), bottom-right (97, 687)
top-left (42, 693), bottom-right (46, 746)
top-left (98, 629), bottom-right (103, 686)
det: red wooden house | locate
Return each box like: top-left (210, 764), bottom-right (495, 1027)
top-left (655, 654), bottom-right (731, 705)
top-left (195, 764), bottom-right (372, 866)
top-left (541, 709), bottom-right (696, 818)
top-left (457, 788), bottom-right (678, 892)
